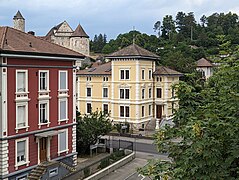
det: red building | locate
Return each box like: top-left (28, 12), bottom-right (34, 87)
top-left (0, 27), bottom-right (84, 179)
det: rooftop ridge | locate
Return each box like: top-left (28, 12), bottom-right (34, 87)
top-left (0, 27), bottom-right (7, 50)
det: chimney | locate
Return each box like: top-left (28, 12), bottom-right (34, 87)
top-left (28, 31), bottom-right (35, 36)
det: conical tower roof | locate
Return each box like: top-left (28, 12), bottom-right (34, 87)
top-left (13, 10), bottom-right (25, 20)
top-left (71, 24), bottom-right (89, 38)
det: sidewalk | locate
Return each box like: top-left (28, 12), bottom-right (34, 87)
top-left (102, 135), bottom-right (155, 144)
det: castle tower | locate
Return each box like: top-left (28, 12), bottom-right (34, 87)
top-left (13, 10), bottom-right (25, 32)
top-left (70, 24), bottom-right (89, 56)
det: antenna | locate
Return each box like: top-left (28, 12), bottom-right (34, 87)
top-left (133, 26), bottom-right (135, 44)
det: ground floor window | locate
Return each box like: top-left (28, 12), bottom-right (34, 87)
top-left (58, 129), bottom-right (68, 153)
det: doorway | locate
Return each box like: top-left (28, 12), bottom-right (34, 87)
top-left (156, 105), bottom-right (162, 119)
top-left (40, 137), bottom-right (47, 162)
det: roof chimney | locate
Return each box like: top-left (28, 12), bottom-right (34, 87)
top-left (28, 31), bottom-right (35, 36)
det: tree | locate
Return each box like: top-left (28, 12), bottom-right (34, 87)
top-left (139, 59), bottom-right (239, 179)
top-left (76, 111), bottom-right (112, 154)
top-left (154, 21), bottom-right (161, 37)
top-left (161, 15), bottom-right (176, 40)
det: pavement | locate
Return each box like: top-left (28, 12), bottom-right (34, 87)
top-left (101, 152), bottom-right (169, 180)
top-left (102, 135), bottom-right (155, 144)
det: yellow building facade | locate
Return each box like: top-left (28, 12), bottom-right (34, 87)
top-left (77, 44), bottom-right (182, 130)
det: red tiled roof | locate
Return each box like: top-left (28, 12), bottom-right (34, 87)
top-left (71, 24), bottom-right (89, 38)
top-left (153, 66), bottom-right (183, 76)
top-left (106, 44), bottom-right (159, 60)
top-left (77, 62), bottom-right (112, 75)
top-left (0, 26), bottom-right (85, 58)
top-left (196, 58), bottom-right (213, 67)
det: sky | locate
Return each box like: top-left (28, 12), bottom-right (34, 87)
top-left (1, 0), bottom-right (239, 40)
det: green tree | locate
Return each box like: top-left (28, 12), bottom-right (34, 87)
top-left (140, 59), bottom-right (239, 179)
top-left (76, 111), bottom-right (112, 154)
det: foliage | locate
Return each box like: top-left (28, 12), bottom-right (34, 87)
top-left (99, 158), bottom-right (110, 169)
top-left (139, 59), bottom-right (239, 179)
top-left (83, 167), bottom-right (90, 177)
top-left (76, 111), bottom-right (112, 154)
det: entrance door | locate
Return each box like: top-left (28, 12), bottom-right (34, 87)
top-left (156, 105), bottom-right (162, 119)
top-left (40, 137), bottom-right (47, 162)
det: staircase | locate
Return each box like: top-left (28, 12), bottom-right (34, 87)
top-left (28, 163), bottom-right (47, 180)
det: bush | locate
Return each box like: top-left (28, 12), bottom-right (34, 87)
top-left (99, 158), bottom-right (110, 169)
top-left (83, 167), bottom-right (90, 177)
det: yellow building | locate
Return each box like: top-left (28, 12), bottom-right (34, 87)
top-left (76, 44), bottom-right (182, 130)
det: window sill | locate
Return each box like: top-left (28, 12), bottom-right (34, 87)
top-left (58, 119), bottom-right (69, 125)
top-left (38, 122), bottom-right (50, 129)
top-left (58, 149), bottom-right (69, 156)
top-left (15, 161), bottom-right (30, 170)
top-left (15, 126), bottom-right (29, 133)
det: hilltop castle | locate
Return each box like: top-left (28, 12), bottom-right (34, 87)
top-left (13, 11), bottom-right (90, 56)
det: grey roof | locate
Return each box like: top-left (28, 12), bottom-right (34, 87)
top-left (77, 62), bottom-right (112, 76)
top-left (153, 66), bottom-right (183, 76)
top-left (71, 24), bottom-right (89, 38)
top-left (13, 10), bottom-right (25, 20)
top-left (106, 44), bottom-right (159, 60)
top-left (196, 58), bottom-right (213, 67)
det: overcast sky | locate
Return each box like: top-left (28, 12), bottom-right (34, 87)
top-left (1, 0), bottom-right (239, 40)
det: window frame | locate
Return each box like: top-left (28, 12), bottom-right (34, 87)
top-left (87, 87), bottom-right (92, 97)
top-left (120, 69), bottom-right (130, 80)
top-left (39, 70), bottom-right (49, 92)
top-left (58, 129), bottom-right (68, 154)
top-left (58, 70), bottom-right (68, 91)
top-left (149, 88), bottom-right (152, 98)
top-left (58, 98), bottom-right (68, 121)
top-left (142, 106), bottom-right (145, 117)
top-left (156, 88), bottom-right (162, 98)
top-left (149, 105), bottom-right (151, 116)
top-left (119, 106), bottom-right (130, 118)
top-left (15, 137), bottom-right (29, 168)
top-left (142, 69), bottom-right (145, 80)
top-left (16, 70), bottom-right (28, 93)
top-left (142, 89), bottom-right (145, 99)
top-left (16, 102), bottom-right (28, 130)
top-left (149, 70), bottom-right (152, 80)
top-left (86, 103), bottom-right (92, 114)
top-left (39, 100), bottom-right (49, 124)
top-left (103, 104), bottom-right (109, 114)
top-left (103, 88), bottom-right (108, 98)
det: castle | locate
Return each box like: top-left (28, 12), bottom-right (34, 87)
top-left (13, 11), bottom-right (90, 57)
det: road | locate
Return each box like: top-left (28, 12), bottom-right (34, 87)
top-left (100, 136), bottom-right (169, 180)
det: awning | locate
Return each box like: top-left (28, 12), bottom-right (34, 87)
top-left (35, 130), bottom-right (61, 138)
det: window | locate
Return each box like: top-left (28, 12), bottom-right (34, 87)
top-left (142, 89), bottom-right (145, 99)
top-left (120, 70), bottom-right (130, 80)
top-left (39, 71), bottom-right (48, 91)
top-left (149, 70), bottom-right (152, 79)
top-left (87, 76), bottom-right (91, 81)
top-left (17, 140), bottom-right (26, 163)
top-left (49, 168), bottom-right (58, 178)
top-left (16, 174), bottom-right (28, 180)
top-left (142, 106), bottom-right (145, 117)
top-left (87, 103), bottom-right (92, 114)
top-left (120, 106), bottom-right (129, 117)
top-left (39, 103), bottom-right (48, 124)
top-left (87, 88), bottom-right (91, 97)
top-left (16, 104), bottom-right (27, 128)
top-left (59, 99), bottom-right (67, 120)
top-left (142, 69), bottom-right (145, 80)
top-left (103, 104), bottom-right (108, 114)
top-left (172, 88), bottom-right (175, 98)
top-left (149, 88), bottom-right (152, 98)
top-left (58, 130), bottom-right (68, 153)
top-left (149, 105), bottom-right (151, 115)
top-left (103, 88), bottom-right (108, 98)
top-left (16, 70), bottom-right (27, 92)
top-left (157, 77), bottom-right (159, 82)
top-left (125, 106), bottom-right (129, 117)
top-left (120, 89), bottom-right (129, 99)
top-left (125, 70), bottom-right (129, 79)
top-left (157, 88), bottom-right (162, 98)
top-left (59, 71), bottom-right (67, 90)
top-left (15, 138), bottom-right (29, 167)
top-left (103, 77), bottom-right (108, 81)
